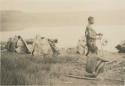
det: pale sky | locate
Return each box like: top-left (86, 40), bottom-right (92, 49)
top-left (1, 0), bottom-right (125, 12)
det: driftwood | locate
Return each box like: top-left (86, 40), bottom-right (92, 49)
top-left (64, 74), bottom-right (124, 82)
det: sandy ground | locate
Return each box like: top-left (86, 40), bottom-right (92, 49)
top-left (1, 51), bottom-right (125, 86)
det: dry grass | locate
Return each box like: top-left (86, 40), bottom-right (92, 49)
top-left (1, 51), bottom-right (125, 85)
top-left (1, 51), bottom-right (84, 85)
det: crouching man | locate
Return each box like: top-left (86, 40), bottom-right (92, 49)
top-left (16, 36), bottom-right (30, 54)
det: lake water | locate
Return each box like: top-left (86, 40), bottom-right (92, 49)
top-left (1, 25), bottom-right (125, 52)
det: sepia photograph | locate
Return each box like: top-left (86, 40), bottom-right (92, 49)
top-left (0, 0), bottom-right (125, 85)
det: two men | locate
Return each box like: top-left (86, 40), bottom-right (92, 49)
top-left (7, 35), bottom-right (30, 54)
top-left (85, 16), bottom-right (105, 78)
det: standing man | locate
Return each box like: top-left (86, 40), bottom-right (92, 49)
top-left (85, 16), bottom-right (102, 56)
top-left (85, 16), bottom-right (105, 78)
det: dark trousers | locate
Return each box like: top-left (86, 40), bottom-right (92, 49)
top-left (86, 38), bottom-right (98, 56)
